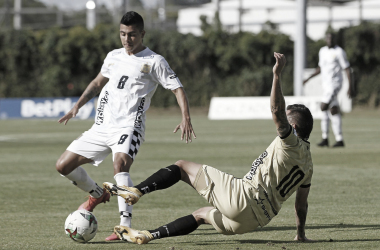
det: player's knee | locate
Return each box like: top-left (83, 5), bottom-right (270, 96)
top-left (320, 103), bottom-right (329, 111)
top-left (192, 207), bottom-right (214, 225)
top-left (174, 160), bottom-right (186, 168)
top-left (192, 208), bottom-right (208, 225)
top-left (113, 156), bottom-right (131, 173)
top-left (174, 160), bottom-right (187, 178)
top-left (56, 158), bottom-right (69, 175)
top-left (330, 106), bottom-right (339, 115)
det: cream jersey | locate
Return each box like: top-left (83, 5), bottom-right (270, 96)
top-left (244, 128), bottom-right (313, 227)
top-left (318, 45), bottom-right (350, 90)
top-left (90, 47), bottom-right (183, 137)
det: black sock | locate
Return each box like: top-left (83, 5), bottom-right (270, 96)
top-left (135, 165), bottom-right (181, 194)
top-left (148, 215), bottom-right (198, 239)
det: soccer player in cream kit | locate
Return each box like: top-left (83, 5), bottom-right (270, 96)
top-left (104, 53), bottom-right (314, 244)
top-left (56, 11), bottom-right (196, 241)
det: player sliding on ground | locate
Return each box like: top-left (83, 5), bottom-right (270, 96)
top-left (104, 53), bottom-right (314, 244)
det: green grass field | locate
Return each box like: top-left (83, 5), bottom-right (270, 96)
top-left (1, 108), bottom-right (379, 250)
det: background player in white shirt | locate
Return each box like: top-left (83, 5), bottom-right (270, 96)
top-left (55, 11), bottom-right (196, 241)
top-left (103, 53), bottom-right (314, 245)
top-left (304, 32), bottom-right (354, 147)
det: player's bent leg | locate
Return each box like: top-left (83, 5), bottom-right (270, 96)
top-left (114, 212), bottom-right (201, 244)
top-left (104, 164), bottom-right (183, 204)
top-left (56, 151), bottom-right (110, 211)
top-left (192, 206), bottom-right (214, 225)
top-left (56, 150), bottom-right (93, 176)
top-left (206, 208), bottom-right (260, 235)
top-left (174, 160), bottom-right (203, 187)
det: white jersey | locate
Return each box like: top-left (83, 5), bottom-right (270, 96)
top-left (318, 45), bottom-right (350, 90)
top-left (90, 47), bottom-right (183, 137)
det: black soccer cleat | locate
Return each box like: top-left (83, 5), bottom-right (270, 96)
top-left (317, 138), bottom-right (329, 147)
top-left (332, 141), bottom-right (345, 147)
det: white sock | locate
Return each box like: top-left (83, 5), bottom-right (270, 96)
top-left (114, 172), bottom-right (133, 227)
top-left (63, 166), bottom-right (103, 198)
top-left (330, 113), bottom-right (343, 141)
top-left (321, 111), bottom-right (330, 139)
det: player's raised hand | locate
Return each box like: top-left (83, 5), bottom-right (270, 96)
top-left (273, 52), bottom-right (286, 75)
top-left (173, 119), bottom-right (196, 144)
top-left (58, 105), bottom-right (79, 125)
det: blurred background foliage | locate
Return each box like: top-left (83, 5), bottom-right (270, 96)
top-left (0, 17), bottom-right (379, 108)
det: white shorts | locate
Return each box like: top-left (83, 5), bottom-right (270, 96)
top-left (67, 127), bottom-right (144, 166)
top-left (321, 86), bottom-right (341, 108)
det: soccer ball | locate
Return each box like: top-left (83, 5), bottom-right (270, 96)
top-left (64, 210), bottom-right (98, 243)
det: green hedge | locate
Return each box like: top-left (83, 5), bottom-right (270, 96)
top-left (0, 21), bottom-right (379, 107)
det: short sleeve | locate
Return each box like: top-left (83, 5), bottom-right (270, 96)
top-left (338, 48), bottom-right (350, 69)
top-left (100, 53), bottom-right (111, 78)
top-left (300, 171), bottom-right (312, 188)
top-left (280, 126), bottom-right (298, 147)
top-left (153, 58), bottom-right (183, 90)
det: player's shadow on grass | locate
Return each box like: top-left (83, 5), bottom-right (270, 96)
top-left (81, 224), bottom-right (380, 245)
top-left (257, 223), bottom-right (380, 232)
top-left (192, 237), bottom-right (380, 246)
top-left (88, 241), bottom-right (161, 245)
top-left (191, 227), bottom-right (220, 236)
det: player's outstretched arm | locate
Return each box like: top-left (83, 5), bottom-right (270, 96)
top-left (270, 52), bottom-right (290, 137)
top-left (58, 72), bottom-right (108, 125)
top-left (172, 87), bottom-right (196, 143)
top-left (294, 186), bottom-right (313, 242)
top-left (303, 67), bottom-right (320, 85)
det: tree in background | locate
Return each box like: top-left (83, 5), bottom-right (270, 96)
top-left (0, 13), bottom-right (379, 108)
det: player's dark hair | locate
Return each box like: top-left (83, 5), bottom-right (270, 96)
top-left (286, 104), bottom-right (313, 139)
top-left (120, 11), bottom-right (144, 31)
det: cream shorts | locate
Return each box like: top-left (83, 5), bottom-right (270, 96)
top-left (67, 127), bottom-right (143, 166)
top-left (193, 165), bottom-right (260, 235)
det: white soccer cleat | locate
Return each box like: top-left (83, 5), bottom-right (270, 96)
top-left (103, 182), bottom-right (143, 205)
top-left (114, 225), bottom-right (153, 245)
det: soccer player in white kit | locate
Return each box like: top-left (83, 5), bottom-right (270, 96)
top-left (304, 32), bottom-right (354, 147)
top-left (55, 11), bottom-right (196, 241)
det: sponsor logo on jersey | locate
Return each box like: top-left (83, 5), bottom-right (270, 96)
top-left (246, 151), bottom-right (268, 180)
top-left (134, 97), bottom-right (145, 128)
top-left (95, 91), bottom-right (109, 125)
top-left (263, 190), bottom-right (278, 215)
top-left (143, 55), bottom-right (154, 59)
top-left (165, 66), bottom-right (178, 79)
top-left (254, 196), bottom-right (271, 221)
top-left (169, 74), bottom-right (177, 79)
top-left (140, 63), bottom-right (151, 73)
